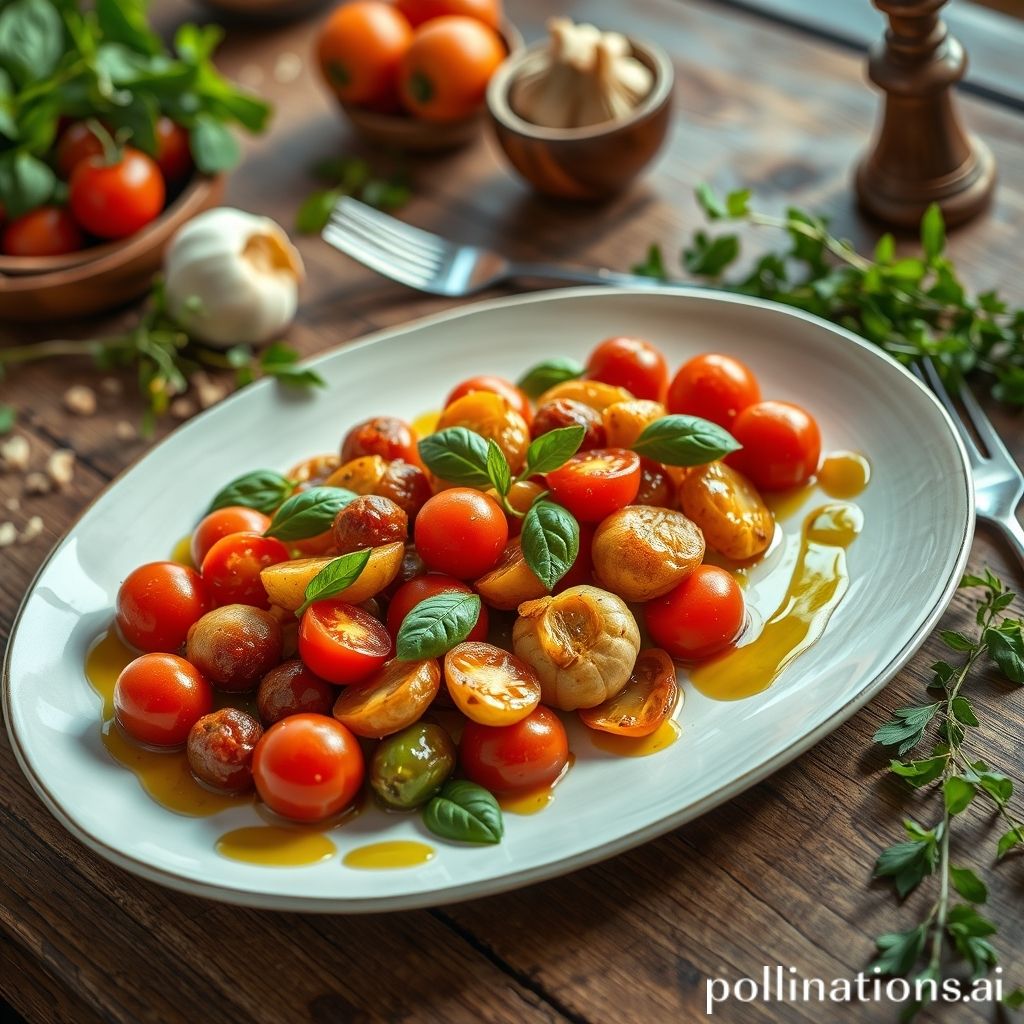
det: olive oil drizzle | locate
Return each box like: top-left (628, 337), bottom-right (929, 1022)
top-left (343, 840), bottom-right (436, 870)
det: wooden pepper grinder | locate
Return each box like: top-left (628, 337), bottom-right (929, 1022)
top-left (855, 0), bottom-right (996, 228)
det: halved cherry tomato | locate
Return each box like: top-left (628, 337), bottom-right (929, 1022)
top-left (56, 121), bottom-right (105, 178)
top-left (667, 353), bottom-right (761, 428)
top-left (116, 561), bottom-right (212, 653)
top-left (114, 653), bottom-right (213, 746)
top-left (341, 416), bottom-right (419, 465)
top-left (252, 713), bottom-right (365, 821)
top-left (1, 206), bottom-right (84, 257)
top-left (68, 147), bottom-right (165, 239)
top-left (587, 336), bottom-right (669, 402)
top-left (444, 641), bottom-right (541, 725)
top-left (201, 531), bottom-right (289, 608)
top-left (397, 0), bottom-right (502, 29)
top-left (414, 488), bottom-right (508, 578)
top-left (459, 706), bottom-right (569, 795)
top-left (332, 657), bottom-right (440, 737)
top-left (579, 648), bottom-right (678, 737)
top-left (445, 375), bottom-right (533, 427)
top-left (727, 400), bottom-right (821, 490)
top-left (190, 506), bottom-right (272, 567)
top-left (154, 116), bottom-right (193, 182)
top-left (386, 574), bottom-right (489, 640)
top-left (644, 565), bottom-right (745, 661)
top-left (298, 601), bottom-right (393, 684)
top-left (545, 448), bottom-right (641, 523)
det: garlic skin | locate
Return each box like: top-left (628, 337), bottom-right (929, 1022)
top-left (164, 207), bottom-right (304, 350)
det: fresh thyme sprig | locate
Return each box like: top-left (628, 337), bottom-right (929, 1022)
top-left (634, 186), bottom-right (1024, 403)
top-left (869, 571), bottom-right (1024, 1017)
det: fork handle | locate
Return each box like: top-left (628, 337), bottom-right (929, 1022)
top-left (507, 262), bottom-right (696, 290)
top-left (986, 515), bottom-right (1024, 573)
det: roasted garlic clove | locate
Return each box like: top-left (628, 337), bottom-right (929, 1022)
top-left (512, 585), bottom-right (641, 710)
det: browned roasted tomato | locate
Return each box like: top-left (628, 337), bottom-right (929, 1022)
top-left (185, 605), bottom-right (283, 692)
top-left (332, 494), bottom-right (408, 554)
top-left (342, 416), bottom-right (419, 464)
top-left (381, 544), bottom-right (428, 601)
top-left (636, 457), bottom-right (676, 507)
top-left (578, 648), bottom-right (679, 737)
top-left (187, 707), bottom-right (263, 791)
top-left (374, 460), bottom-right (433, 521)
top-left (531, 398), bottom-right (606, 451)
top-left (257, 659), bottom-right (336, 724)
top-left (288, 453), bottom-right (341, 488)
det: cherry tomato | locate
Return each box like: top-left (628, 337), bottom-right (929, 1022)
top-left (459, 706), bottom-right (569, 795)
top-left (252, 713), bottom-right (365, 821)
top-left (298, 600), bottom-right (393, 685)
top-left (728, 400), bottom-right (821, 490)
top-left (317, 1), bottom-right (413, 110)
top-left (399, 16), bottom-right (505, 122)
top-left (114, 653), bottom-right (213, 747)
top-left (200, 531), bottom-right (290, 608)
top-left (154, 117), bottom-right (193, 182)
top-left (578, 648), bottom-right (678, 737)
top-left (116, 561), bottom-right (212, 653)
top-left (56, 121), bottom-right (104, 178)
top-left (445, 375), bottom-right (533, 427)
top-left (586, 336), bottom-right (669, 402)
top-left (444, 641), bottom-right (541, 725)
top-left (667, 353), bottom-right (761, 428)
top-left (636, 457), bottom-right (675, 507)
top-left (644, 565), bottom-right (745, 661)
top-left (341, 416), bottom-right (419, 465)
top-left (190, 506), bottom-right (272, 567)
top-left (414, 488), bottom-right (508, 578)
top-left (545, 448), bottom-right (641, 523)
top-left (332, 657), bottom-right (440, 737)
top-left (68, 148), bottom-right (165, 239)
top-left (258, 659), bottom-right (336, 725)
top-left (397, 0), bottom-right (502, 29)
top-left (386, 574), bottom-right (489, 640)
top-left (1, 206), bottom-right (84, 257)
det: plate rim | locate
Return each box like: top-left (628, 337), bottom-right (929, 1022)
top-left (3, 285), bottom-right (976, 913)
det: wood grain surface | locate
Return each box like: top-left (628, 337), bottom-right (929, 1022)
top-left (2, 1), bottom-right (1023, 1022)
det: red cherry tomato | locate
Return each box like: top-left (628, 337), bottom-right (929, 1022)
top-left (190, 506), bottom-right (272, 568)
top-left (667, 353), bottom-right (761, 428)
top-left (116, 561), bottom-right (212, 653)
top-left (114, 653), bottom-right (213, 747)
top-left (414, 488), bottom-right (508, 579)
top-left (56, 121), bottom-right (104, 178)
top-left (386, 573), bottom-right (489, 640)
top-left (644, 565), bottom-right (745, 661)
top-left (445, 375), bottom-right (533, 427)
top-left (68, 148), bottom-right (165, 239)
top-left (154, 117), bottom-right (193, 182)
top-left (1, 206), bottom-right (84, 257)
top-left (586, 336), bottom-right (669, 402)
top-left (728, 400), bottom-right (821, 491)
top-left (200, 531), bottom-right (290, 608)
top-left (252, 713), bottom-right (365, 821)
top-left (545, 448), bottom-right (641, 523)
top-left (341, 416), bottom-right (419, 464)
top-left (298, 601), bottom-right (393, 685)
top-left (459, 706), bottom-right (570, 795)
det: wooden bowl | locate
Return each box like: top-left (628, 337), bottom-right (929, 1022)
top-left (0, 174), bottom-right (225, 322)
top-left (486, 38), bottom-right (674, 200)
top-left (336, 22), bottom-right (523, 153)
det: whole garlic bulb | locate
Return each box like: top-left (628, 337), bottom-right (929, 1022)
top-left (164, 207), bottom-right (305, 350)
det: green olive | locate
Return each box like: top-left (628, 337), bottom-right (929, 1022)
top-left (370, 723), bottom-right (456, 810)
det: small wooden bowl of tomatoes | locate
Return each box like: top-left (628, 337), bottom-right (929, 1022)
top-left (0, 118), bottom-right (224, 322)
top-left (316, 0), bottom-right (521, 153)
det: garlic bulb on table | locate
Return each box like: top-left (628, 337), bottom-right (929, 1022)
top-left (164, 208), bottom-right (305, 350)
top-left (511, 17), bottom-right (655, 130)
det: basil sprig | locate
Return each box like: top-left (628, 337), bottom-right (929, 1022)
top-left (516, 358), bottom-right (584, 399)
top-left (423, 780), bottom-right (504, 845)
top-left (296, 549), bottom-right (371, 616)
top-left (208, 469), bottom-right (295, 514)
top-left (264, 486), bottom-right (356, 541)
top-left (631, 415), bottom-right (741, 466)
top-left (396, 592), bottom-right (482, 660)
top-left (418, 428), bottom-right (491, 488)
top-left (520, 500), bottom-right (579, 590)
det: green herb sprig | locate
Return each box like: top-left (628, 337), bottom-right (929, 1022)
top-left (869, 571), bottom-right (1024, 1016)
top-left (296, 155), bottom-right (411, 234)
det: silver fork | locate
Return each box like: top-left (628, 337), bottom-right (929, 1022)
top-left (322, 197), bottom-right (674, 296)
top-left (916, 359), bottom-right (1024, 568)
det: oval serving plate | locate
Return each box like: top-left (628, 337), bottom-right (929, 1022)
top-left (4, 287), bottom-right (973, 913)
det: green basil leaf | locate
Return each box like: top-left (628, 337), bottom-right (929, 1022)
top-left (524, 425), bottom-right (585, 477)
top-left (208, 469), bottom-right (295, 514)
top-left (520, 500), bottom-right (579, 591)
top-left (297, 548), bottom-right (372, 616)
top-left (0, 149), bottom-right (56, 218)
top-left (0, 0), bottom-right (62, 86)
top-left (264, 486), bottom-right (356, 541)
top-left (516, 358), bottom-right (584, 399)
top-left (395, 592), bottom-right (481, 660)
top-left (190, 113), bottom-right (241, 173)
top-left (631, 414), bottom-right (741, 467)
top-left (296, 188), bottom-right (341, 234)
top-left (423, 780), bottom-right (503, 845)
top-left (418, 427), bottom-right (490, 488)
top-left (96, 0), bottom-right (162, 56)
top-left (485, 439), bottom-right (511, 497)
top-left (0, 69), bottom-right (16, 141)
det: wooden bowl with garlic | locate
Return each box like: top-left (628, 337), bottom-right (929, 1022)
top-left (486, 18), bottom-right (674, 200)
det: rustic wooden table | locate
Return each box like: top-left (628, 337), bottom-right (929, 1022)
top-left (2, 1), bottom-right (1023, 1022)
